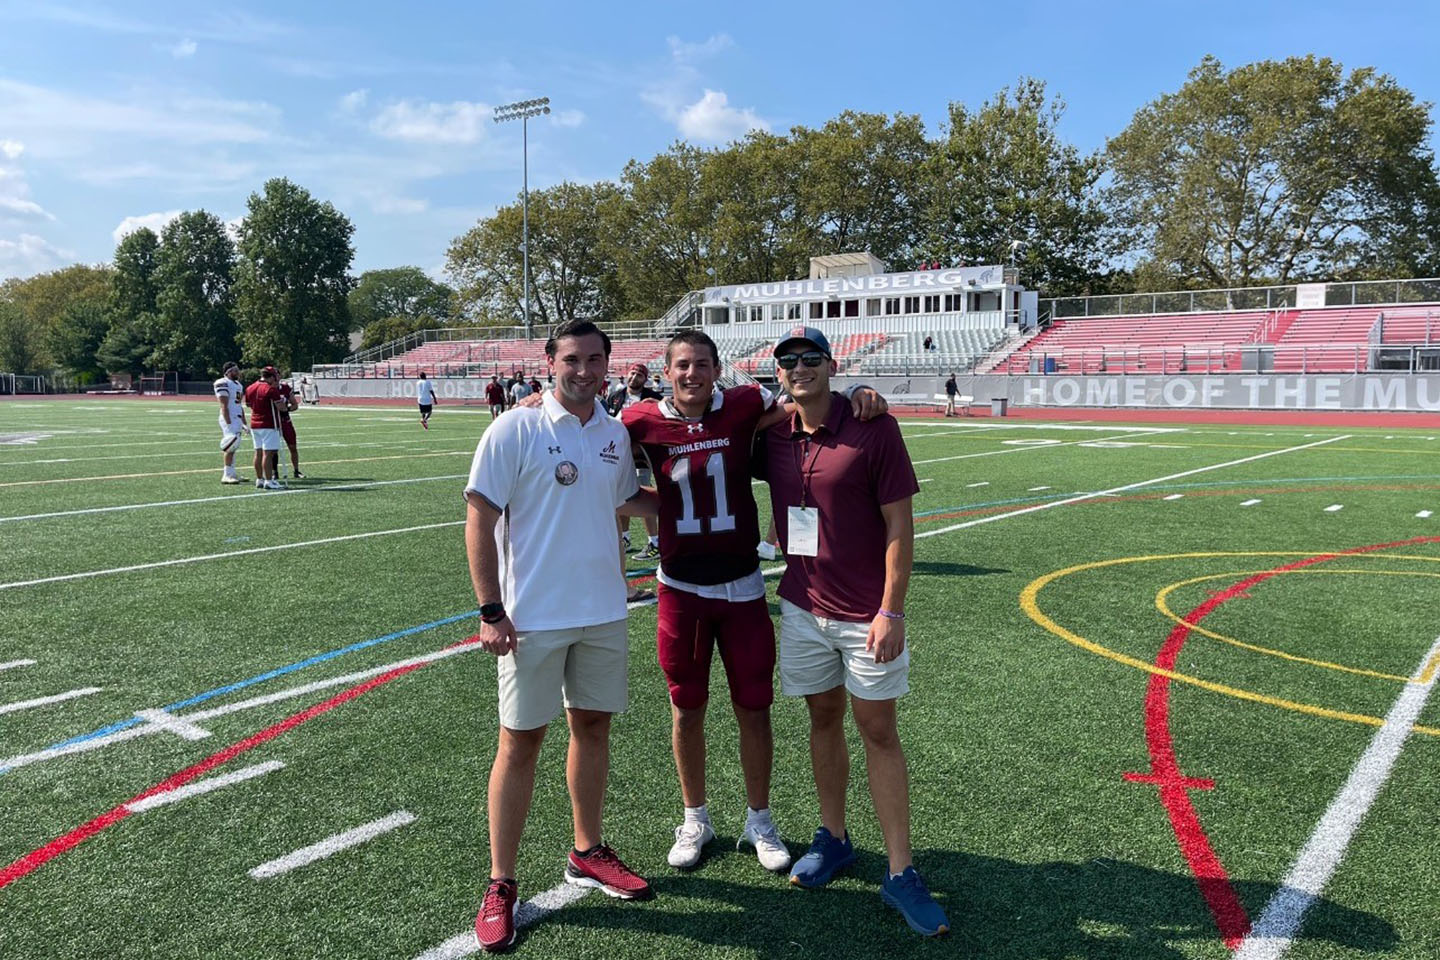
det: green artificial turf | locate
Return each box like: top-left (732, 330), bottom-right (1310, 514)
top-left (1, 399), bottom-right (1437, 959)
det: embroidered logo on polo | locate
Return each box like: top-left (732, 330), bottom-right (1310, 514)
top-left (598, 440), bottom-right (620, 465)
top-left (555, 461), bottom-right (579, 485)
top-left (548, 445), bottom-right (562, 454)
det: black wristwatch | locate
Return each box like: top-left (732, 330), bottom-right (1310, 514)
top-left (480, 602), bottom-right (506, 624)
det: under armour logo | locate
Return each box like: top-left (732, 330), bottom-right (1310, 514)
top-left (548, 445), bottom-right (562, 454)
top-left (686, 423), bottom-right (703, 434)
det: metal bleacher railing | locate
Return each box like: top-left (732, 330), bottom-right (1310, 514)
top-left (1040, 276), bottom-right (1440, 319)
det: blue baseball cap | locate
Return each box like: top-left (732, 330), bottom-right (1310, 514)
top-left (773, 326), bottom-right (832, 359)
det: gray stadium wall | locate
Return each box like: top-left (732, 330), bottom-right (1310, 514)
top-left (313, 373), bottom-right (1440, 412)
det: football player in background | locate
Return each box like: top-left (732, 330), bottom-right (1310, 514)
top-left (214, 361), bottom-right (246, 484)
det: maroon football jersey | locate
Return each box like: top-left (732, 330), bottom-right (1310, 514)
top-left (623, 385), bottom-right (770, 585)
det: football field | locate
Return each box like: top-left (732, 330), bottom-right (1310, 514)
top-left (2, 398), bottom-right (1438, 960)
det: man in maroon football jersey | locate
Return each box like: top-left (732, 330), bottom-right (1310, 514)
top-left (276, 376), bottom-right (304, 479)
top-left (621, 329), bottom-right (886, 874)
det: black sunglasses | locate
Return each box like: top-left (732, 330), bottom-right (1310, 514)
top-left (776, 351), bottom-right (827, 370)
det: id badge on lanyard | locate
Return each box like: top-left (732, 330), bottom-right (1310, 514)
top-left (789, 434), bottom-right (822, 557)
top-left (787, 505), bottom-right (819, 556)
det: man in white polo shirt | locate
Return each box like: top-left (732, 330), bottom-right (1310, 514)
top-left (465, 319), bottom-right (660, 953)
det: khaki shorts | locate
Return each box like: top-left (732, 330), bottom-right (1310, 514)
top-left (778, 598), bottom-right (909, 701)
top-left (497, 618), bottom-right (628, 730)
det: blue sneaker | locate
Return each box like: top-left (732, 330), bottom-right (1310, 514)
top-left (788, 826), bottom-right (854, 888)
top-left (881, 866), bottom-right (950, 936)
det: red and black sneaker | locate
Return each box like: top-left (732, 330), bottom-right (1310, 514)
top-left (475, 878), bottom-right (518, 953)
top-left (565, 844), bottom-right (654, 900)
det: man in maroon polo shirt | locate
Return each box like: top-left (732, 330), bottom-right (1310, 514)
top-left (758, 326), bottom-right (949, 937)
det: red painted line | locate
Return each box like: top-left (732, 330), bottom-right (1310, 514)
top-left (1127, 535), bottom-right (1440, 949)
top-left (0, 639), bottom-right (480, 891)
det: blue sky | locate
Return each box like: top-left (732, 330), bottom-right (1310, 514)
top-left (1, 0), bottom-right (1437, 283)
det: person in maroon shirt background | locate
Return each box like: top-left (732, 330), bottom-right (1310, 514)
top-left (276, 376), bottom-right (304, 479)
top-left (243, 366), bottom-right (285, 489)
top-left (758, 326), bottom-right (949, 937)
top-left (484, 375), bottom-right (506, 418)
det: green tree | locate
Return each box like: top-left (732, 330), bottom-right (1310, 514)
top-left (922, 79), bottom-right (1108, 295)
top-left (111, 228), bottom-right (161, 327)
top-left (349, 267), bottom-right (453, 332)
top-left (0, 298), bottom-right (41, 374)
top-left (788, 111), bottom-right (931, 266)
top-left (95, 314), bottom-right (154, 378)
top-left (1106, 55), bottom-right (1440, 287)
top-left (359, 314), bottom-right (434, 350)
top-left (152, 210), bottom-right (237, 375)
top-left (611, 144), bottom-right (721, 321)
top-left (47, 299), bottom-right (111, 380)
top-left (233, 178), bottom-right (356, 370)
top-left (1, 264), bottom-right (114, 369)
top-left (447, 181), bottom-right (626, 326)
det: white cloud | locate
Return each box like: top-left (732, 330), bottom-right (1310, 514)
top-left (550, 109), bottom-right (585, 128)
top-left (370, 99), bottom-right (490, 144)
top-left (368, 194), bottom-right (428, 214)
top-left (170, 38), bottom-right (197, 58)
top-left (0, 79), bottom-right (277, 150)
top-left (0, 233), bottom-right (75, 280)
top-left (339, 89), bottom-right (369, 114)
top-left (112, 210), bottom-right (182, 244)
top-left (667, 34), bottom-right (733, 62)
top-left (0, 144), bottom-right (54, 224)
top-left (676, 90), bottom-right (767, 143)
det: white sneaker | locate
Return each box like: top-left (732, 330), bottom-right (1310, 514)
top-left (739, 814), bottom-right (791, 872)
top-left (756, 541), bottom-right (778, 561)
top-left (667, 818), bottom-right (715, 868)
top-left (263, 480), bottom-right (284, 490)
top-left (221, 474), bottom-right (241, 485)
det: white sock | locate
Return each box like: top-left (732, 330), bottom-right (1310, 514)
top-left (684, 804), bottom-right (709, 824)
top-left (746, 806), bottom-right (772, 825)
top-left (648, 535), bottom-right (659, 546)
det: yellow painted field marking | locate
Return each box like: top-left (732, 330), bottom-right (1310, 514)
top-left (1019, 551), bottom-right (1440, 737)
top-left (1154, 569), bottom-right (1440, 683)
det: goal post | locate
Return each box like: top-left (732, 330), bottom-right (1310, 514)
top-left (138, 371), bottom-right (179, 395)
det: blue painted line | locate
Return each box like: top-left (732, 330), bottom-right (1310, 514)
top-left (17, 610), bottom-right (479, 767)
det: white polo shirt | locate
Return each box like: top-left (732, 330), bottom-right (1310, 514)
top-left (465, 391), bottom-right (640, 632)
top-left (416, 379), bottom-right (436, 405)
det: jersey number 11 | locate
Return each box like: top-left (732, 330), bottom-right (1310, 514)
top-left (669, 453), bottom-right (736, 535)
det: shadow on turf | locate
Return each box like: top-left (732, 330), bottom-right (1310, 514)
top-left (535, 848), bottom-right (1396, 958)
top-left (910, 562), bottom-right (1009, 578)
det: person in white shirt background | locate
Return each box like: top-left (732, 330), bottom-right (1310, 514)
top-left (416, 372), bottom-right (438, 430)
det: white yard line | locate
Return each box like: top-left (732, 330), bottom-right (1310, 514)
top-left (1241, 499), bottom-right (1263, 507)
top-left (0, 438), bottom-right (432, 467)
top-left (0, 521), bottom-right (465, 591)
top-left (1232, 632), bottom-right (1440, 960)
top-left (1418, 510), bottom-right (1433, 519)
top-left (0, 641), bottom-right (480, 773)
top-left (1324, 504), bottom-right (1344, 512)
top-left (0, 474), bottom-right (468, 524)
top-left (0, 687), bottom-right (102, 716)
top-left (414, 882), bottom-right (592, 959)
top-left (126, 760), bottom-right (286, 813)
top-left (1163, 494), bottom-right (1184, 501)
top-left (912, 429), bottom-right (1163, 466)
top-left (0, 659), bottom-right (36, 671)
top-left (916, 435), bottom-right (1351, 540)
top-left (133, 708), bottom-right (213, 741)
top-left (249, 811), bottom-right (416, 879)
top-left (0, 450), bottom-right (471, 488)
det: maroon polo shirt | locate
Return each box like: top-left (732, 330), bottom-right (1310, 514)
top-left (763, 393), bottom-right (918, 622)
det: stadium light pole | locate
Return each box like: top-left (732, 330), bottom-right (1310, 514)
top-left (493, 97), bottom-right (550, 340)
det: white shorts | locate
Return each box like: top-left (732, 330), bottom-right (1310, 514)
top-left (219, 422), bottom-right (243, 452)
top-left (497, 618), bottom-right (628, 730)
top-left (251, 428), bottom-right (280, 451)
top-left (778, 598), bottom-right (909, 701)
